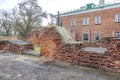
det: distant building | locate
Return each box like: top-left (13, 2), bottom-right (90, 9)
top-left (59, 0), bottom-right (120, 41)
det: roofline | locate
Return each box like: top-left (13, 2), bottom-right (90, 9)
top-left (60, 3), bottom-right (120, 17)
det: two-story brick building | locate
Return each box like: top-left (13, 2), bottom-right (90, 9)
top-left (59, 0), bottom-right (120, 41)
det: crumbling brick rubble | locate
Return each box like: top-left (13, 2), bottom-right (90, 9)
top-left (28, 27), bottom-right (120, 72)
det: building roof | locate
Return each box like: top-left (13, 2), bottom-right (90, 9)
top-left (60, 2), bottom-right (120, 17)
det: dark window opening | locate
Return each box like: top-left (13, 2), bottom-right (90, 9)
top-left (83, 33), bottom-right (89, 41)
top-left (71, 30), bottom-right (73, 33)
top-left (36, 34), bottom-right (38, 39)
top-left (71, 19), bottom-right (76, 27)
top-left (95, 33), bottom-right (100, 40)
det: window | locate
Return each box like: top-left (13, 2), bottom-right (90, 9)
top-left (71, 19), bottom-right (76, 27)
top-left (95, 33), bottom-right (100, 41)
top-left (115, 14), bottom-right (120, 22)
top-left (83, 33), bottom-right (89, 41)
top-left (95, 16), bottom-right (101, 24)
top-left (115, 32), bottom-right (120, 37)
top-left (83, 18), bottom-right (89, 26)
top-left (36, 34), bottom-right (38, 39)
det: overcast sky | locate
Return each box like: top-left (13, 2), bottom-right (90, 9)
top-left (0, 0), bottom-right (119, 25)
top-left (0, 0), bottom-right (119, 14)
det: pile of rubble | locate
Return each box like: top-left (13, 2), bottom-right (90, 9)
top-left (28, 26), bottom-right (120, 72)
top-left (27, 31), bottom-right (40, 45)
top-left (0, 38), bottom-right (34, 53)
top-left (97, 37), bottom-right (120, 54)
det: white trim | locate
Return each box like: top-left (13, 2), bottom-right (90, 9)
top-left (112, 30), bottom-right (115, 37)
top-left (60, 4), bottom-right (120, 17)
top-left (83, 17), bottom-right (89, 26)
top-left (115, 14), bottom-right (120, 22)
top-left (95, 16), bottom-right (101, 24)
top-left (115, 32), bottom-right (120, 37)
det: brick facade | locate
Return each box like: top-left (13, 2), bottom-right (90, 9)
top-left (60, 3), bottom-right (120, 41)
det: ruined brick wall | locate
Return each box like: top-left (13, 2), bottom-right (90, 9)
top-left (38, 27), bottom-right (63, 57)
top-left (64, 27), bottom-right (76, 40)
top-left (97, 37), bottom-right (120, 54)
top-left (0, 41), bottom-right (8, 50)
top-left (27, 31), bottom-right (40, 45)
top-left (0, 40), bottom-right (34, 53)
top-left (33, 27), bottom-right (120, 72)
top-left (60, 7), bottom-right (120, 41)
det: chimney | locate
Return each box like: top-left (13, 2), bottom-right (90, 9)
top-left (99, 0), bottom-right (105, 5)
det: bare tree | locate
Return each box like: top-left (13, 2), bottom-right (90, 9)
top-left (0, 10), bottom-right (14, 36)
top-left (12, 0), bottom-right (47, 39)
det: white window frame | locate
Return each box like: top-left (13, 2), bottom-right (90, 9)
top-left (115, 32), bottom-right (120, 37)
top-left (83, 18), bottom-right (89, 26)
top-left (95, 33), bottom-right (100, 41)
top-left (71, 19), bottom-right (76, 27)
top-left (95, 16), bottom-right (101, 24)
top-left (115, 14), bottom-right (120, 22)
top-left (82, 33), bottom-right (90, 41)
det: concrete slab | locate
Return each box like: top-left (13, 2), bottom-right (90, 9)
top-left (23, 50), bottom-right (40, 56)
top-left (82, 47), bottom-right (107, 54)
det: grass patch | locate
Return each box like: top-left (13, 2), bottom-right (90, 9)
top-left (34, 45), bottom-right (40, 52)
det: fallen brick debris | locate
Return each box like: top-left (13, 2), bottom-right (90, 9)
top-left (29, 26), bottom-right (120, 73)
top-left (0, 39), bottom-right (34, 53)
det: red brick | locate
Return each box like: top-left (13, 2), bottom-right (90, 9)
top-left (60, 7), bottom-right (120, 41)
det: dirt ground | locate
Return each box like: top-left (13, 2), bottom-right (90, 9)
top-left (0, 51), bottom-right (120, 80)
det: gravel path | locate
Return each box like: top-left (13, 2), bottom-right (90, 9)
top-left (0, 52), bottom-right (119, 80)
